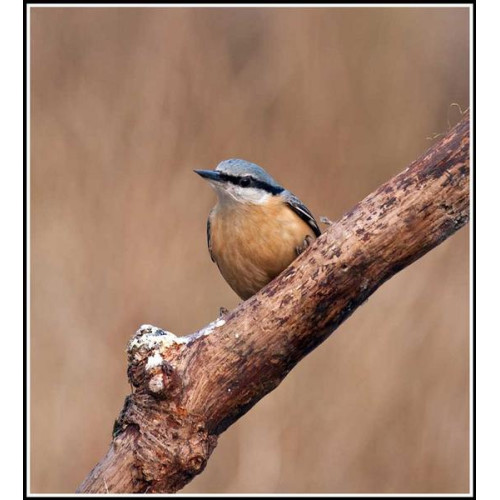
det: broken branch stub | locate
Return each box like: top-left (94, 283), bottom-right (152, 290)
top-left (77, 113), bottom-right (469, 494)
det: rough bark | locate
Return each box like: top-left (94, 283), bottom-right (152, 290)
top-left (77, 113), bottom-right (470, 494)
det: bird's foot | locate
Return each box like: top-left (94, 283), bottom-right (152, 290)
top-left (219, 306), bottom-right (229, 318)
top-left (320, 215), bottom-right (334, 226)
top-left (296, 234), bottom-right (314, 256)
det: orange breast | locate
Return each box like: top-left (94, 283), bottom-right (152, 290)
top-left (210, 197), bottom-right (316, 299)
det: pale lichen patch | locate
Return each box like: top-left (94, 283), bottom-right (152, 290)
top-left (202, 317), bottom-right (226, 336)
top-left (128, 324), bottom-right (189, 354)
top-left (145, 352), bottom-right (164, 371)
top-left (186, 317), bottom-right (227, 343)
top-left (148, 374), bottom-right (165, 393)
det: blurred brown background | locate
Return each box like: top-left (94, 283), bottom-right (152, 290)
top-left (30, 6), bottom-right (470, 494)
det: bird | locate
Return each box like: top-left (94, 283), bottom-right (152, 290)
top-left (195, 158), bottom-right (321, 300)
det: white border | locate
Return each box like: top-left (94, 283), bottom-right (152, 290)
top-left (0, 0), bottom-right (24, 498)
top-left (27, 4), bottom-right (32, 497)
top-left (24, 3), bottom-right (474, 497)
top-left (29, 3), bottom-right (471, 8)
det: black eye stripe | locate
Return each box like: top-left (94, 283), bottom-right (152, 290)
top-left (218, 173), bottom-right (246, 185)
top-left (218, 173), bottom-right (284, 195)
top-left (253, 179), bottom-right (284, 195)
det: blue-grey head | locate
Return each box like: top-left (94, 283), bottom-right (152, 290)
top-left (194, 158), bottom-right (284, 205)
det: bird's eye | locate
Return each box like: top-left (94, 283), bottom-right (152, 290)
top-left (239, 177), bottom-right (251, 187)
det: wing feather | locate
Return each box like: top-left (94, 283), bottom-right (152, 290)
top-left (285, 191), bottom-right (321, 237)
top-left (207, 210), bottom-right (215, 262)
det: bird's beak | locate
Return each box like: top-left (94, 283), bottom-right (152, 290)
top-left (194, 169), bottom-right (222, 182)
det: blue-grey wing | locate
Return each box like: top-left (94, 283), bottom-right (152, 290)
top-left (284, 191), bottom-right (321, 237)
top-left (207, 210), bottom-right (215, 262)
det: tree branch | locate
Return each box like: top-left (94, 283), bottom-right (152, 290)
top-left (77, 113), bottom-right (470, 494)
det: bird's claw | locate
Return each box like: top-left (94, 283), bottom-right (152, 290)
top-left (296, 234), bottom-right (314, 256)
top-left (219, 307), bottom-right (229, 318)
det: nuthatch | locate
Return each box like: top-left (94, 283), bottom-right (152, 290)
top-left (195, 158), bottom-right (321, 300)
